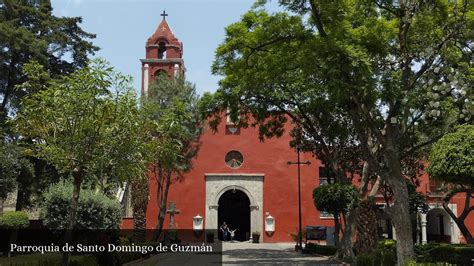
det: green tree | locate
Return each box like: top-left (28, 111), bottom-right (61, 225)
top-left (0, 0), bottom-right (98, 131)
top-left (15, 60), bottom-right (153, 265)
top-left (313, 183), bottom-right (359, 249)
top-left (202, 8), bottom-right (368, 258)
top-left (0, 0), bottom-right (98, 212)
top-left (210, 1), bottom-right (472, 263)
top-left (143, 73), bottom-right (204, 240)
top-left (0, 211), bottom-right (29, 257)
top-left (0, 143), bottom-right (30, 214)
top-left (428, 124), bottom-right (474, 243)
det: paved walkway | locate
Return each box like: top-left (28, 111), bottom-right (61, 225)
top-left (222, 242), bottom-right (337, 265)
top-left (130, 241), bottom-right (338, 265)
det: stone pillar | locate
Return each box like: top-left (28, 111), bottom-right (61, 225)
top-left (174, 63), bottom-right (180, 77)
top-left (250, 205), bottom-right (262, 238)
top-left (392, 227), bottom-right (397, 240)
top-left (420, 213), bottom-right (427, 244)
top-left (143, 64), bottom-right (149, 95)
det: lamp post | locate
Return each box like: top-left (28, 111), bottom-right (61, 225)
top-left (288, 146), bottom-right (310, 250)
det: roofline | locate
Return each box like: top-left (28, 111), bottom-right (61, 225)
top-left (140, 58), bottom-right (184, 64)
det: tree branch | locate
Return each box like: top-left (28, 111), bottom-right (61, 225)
top-left (308, 0), bottom-right (327, 37)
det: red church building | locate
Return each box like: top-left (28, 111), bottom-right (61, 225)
top-left (122, 15), bottom-right (474, 245)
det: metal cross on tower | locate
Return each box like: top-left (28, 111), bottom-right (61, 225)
top-left (161, 10), bottom-right (168, 20)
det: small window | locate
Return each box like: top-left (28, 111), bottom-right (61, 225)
top-left (225, 150), bottom-right (243, 169)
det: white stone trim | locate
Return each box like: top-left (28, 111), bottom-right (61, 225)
top-left (143, 64), bottom-right (149, 95)
top-left (205, 173), bottom-right (264, 177)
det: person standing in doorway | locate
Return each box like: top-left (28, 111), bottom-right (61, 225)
top-left (220, 222), bottom-right (229, 241)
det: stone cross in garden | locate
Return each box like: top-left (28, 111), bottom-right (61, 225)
top-left (167, 201), bottom-right (180, 229)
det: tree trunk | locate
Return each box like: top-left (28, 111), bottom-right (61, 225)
top-left (133, 211), bottom-right (147, 242)
top-left (442, 193), bottom-right (474, 244)
top-left (131, 178), bottom-right (149, 242)
top-left (333, 212), bottom-right (340, 249)
top-left (386, 173), bottom-right (415, 266)
top-left (338, 209), bottom-right (356, 259)
top-left (0, 197), bottom-right (4, 215)
top-left (61, 169), bottom-right (83, 266)
top-left (15, 186), bottom-right (25, 211)
top-left (355, 199), bottom-right (378, 254)
top-left (154, 170), bottom-right (171, 241)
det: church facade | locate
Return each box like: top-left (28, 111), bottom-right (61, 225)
top-left (121, 16), bottom-right (474, 244)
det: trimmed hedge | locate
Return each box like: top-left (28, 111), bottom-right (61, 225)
top-left (41, 181), bottom-right (122, 230)
top-left (354, 241), bottom-right (474, 265)
top-left (415, 243), bottom-right (474, 265)
top-left (0, 211), bottom-right (29, 229)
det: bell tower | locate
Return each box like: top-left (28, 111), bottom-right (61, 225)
top-left (141, 11), bottom-right (185, 96)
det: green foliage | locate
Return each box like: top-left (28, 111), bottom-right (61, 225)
top-left (41, 181), bottom-right (122, 230)
top-left (356, 248), bottom-right (397, 266)
top-left (428, 124), bottom-right (474, 186)
top-left (313, 183), bottom-right (359, 214)
top-left (144, 73), bottom-right (203, 175)
top-left (378, 239), bottom-right (397, 251)
top-left (142, 73), bottom-right (204, 236)
top-left (304, 243), bottom-right (337, 256)
top-left (0, 142), bottom-right (29, 199)
top-left (0, 0), bottom-right (98, 132)
top-left (415, 244), bottom-right (474, 265)
top-left (0, 140), bottom-right (59, 210)
top-left (356, 240), bottom-right (397, 266)
top-left (0, 211), bottom-right (29, 229)
top-left (211, 1), bottom-right (473, 261)
top-left (407, 181), bottom-right (429, 214)
top-left (15, 60), bottom-right (154, 191)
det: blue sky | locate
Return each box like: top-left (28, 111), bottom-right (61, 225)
top-left (51, 0), bottom-right (281, 95)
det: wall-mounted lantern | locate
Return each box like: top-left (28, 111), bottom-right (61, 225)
top-left (193, 214), bottom-right (203, 231)
top-left (265, 214), bottom-right (275, 233)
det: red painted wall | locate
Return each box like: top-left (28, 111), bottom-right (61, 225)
top-left (139, 119), bottom-right (331, 243)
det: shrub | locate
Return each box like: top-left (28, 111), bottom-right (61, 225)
top-left (415, 244), bottom-right (474, 265)
top-left (378, 239), bottom-right (397, 251)
top-left (356, 248), bottom-right (396, 266)
top-left (0, 211), bottom-right (29, 229)
top-left (41, 181), bottom-right (122, 230)
top-left (355, 240), bottom-right (397, 266)
top-left (305, 243), bottom-right (337, 256)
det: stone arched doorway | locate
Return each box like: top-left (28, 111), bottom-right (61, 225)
top-left (426, 208), bottom-right (452, 243)
top-left (205, 174), bottom-right (263, 241)
top-left (218, 189), bottom-right (251, 241)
